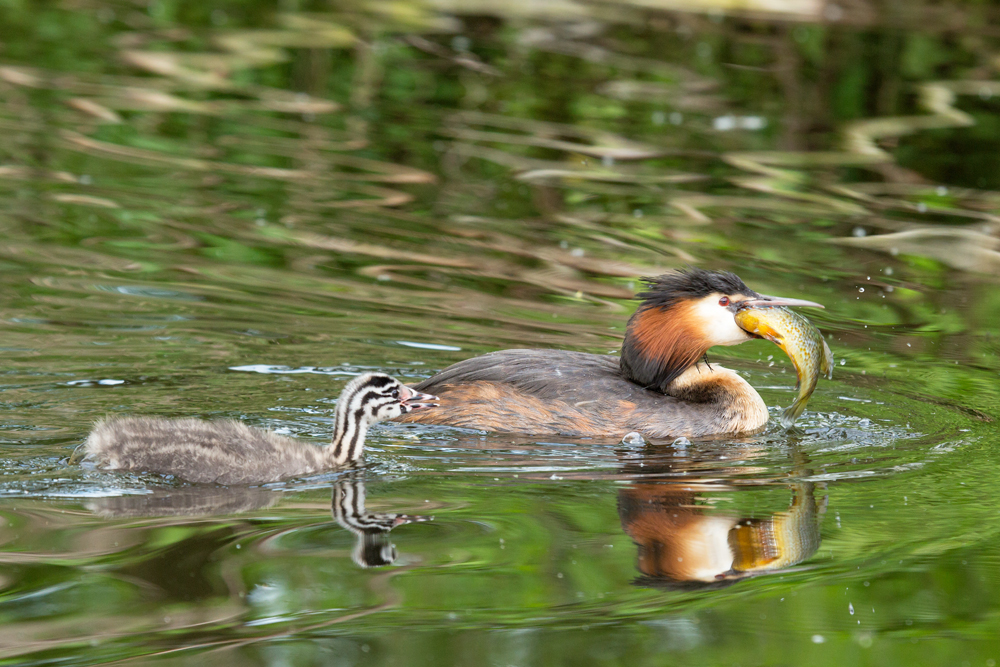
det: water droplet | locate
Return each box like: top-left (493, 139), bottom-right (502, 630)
top-left (849, 602), bottom-right (855, 615)
top-left (621, 432), bottom-right (646, 446)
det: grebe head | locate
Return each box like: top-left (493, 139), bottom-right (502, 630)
top-left (343, 373), bottom-right (439, 424)
top-left (620, 268), bottom-right (823, 392)
top-left (329, 373), bottom-right (438, 466)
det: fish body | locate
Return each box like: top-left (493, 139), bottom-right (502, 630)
top-left (735, 306), bottom-right (833, 427)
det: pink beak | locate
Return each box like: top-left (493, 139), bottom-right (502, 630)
top-left (400, 385), bottom-right (438, 410)
top-left (740, 294), bottom-right (824, 309)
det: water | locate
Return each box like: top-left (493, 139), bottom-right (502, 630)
top-left (0, 1), bottom-right (999, 664)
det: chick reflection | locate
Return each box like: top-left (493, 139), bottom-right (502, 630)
top-left (618, 453), bottom-right (824, 587)
top-left (86, 475), bottom-right (427, 569)
top-left (333, 473), bottom-right (431, 568)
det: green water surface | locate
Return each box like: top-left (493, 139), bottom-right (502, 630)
top-left (0, 1), bottom-right (998, 665)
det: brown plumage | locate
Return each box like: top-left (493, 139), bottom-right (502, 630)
top-left (399, 268), bottom-right (823, 439)
top-left (80, 373), bottom-right (437, 485)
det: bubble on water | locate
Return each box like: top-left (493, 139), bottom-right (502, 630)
top-left (852, 226), bottom-right (866, 237)
top-left (671, 437), bottom-right (691, 447)
top-left (621, 432), bottom-right (646, 446)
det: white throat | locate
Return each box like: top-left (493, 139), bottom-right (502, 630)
top-left (691, 295), bottom-right (753, 347)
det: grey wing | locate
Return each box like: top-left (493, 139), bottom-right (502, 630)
top-left (412, 349), bottom-right (653, 403)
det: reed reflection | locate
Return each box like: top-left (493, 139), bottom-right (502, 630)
top-left (616, 446), bottom-right (825, 588)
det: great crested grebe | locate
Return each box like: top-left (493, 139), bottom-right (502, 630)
top-left (398, 269), bottom-right (823, 438)
top-left (80, 373), bottom-right (438, 484)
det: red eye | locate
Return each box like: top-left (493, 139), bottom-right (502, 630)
top-left (719, 296), bottom-right (730, 306)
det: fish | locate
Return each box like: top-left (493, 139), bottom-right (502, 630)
top-left (734, 306), bottom-right (833, 428)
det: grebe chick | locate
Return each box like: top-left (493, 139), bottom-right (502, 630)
top-left (398, 268), bottom-right (823, 439)
top-left (82, 373), bottom-right (438, 485)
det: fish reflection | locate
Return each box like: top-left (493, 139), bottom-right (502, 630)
top-left (86, 474), bottom-right (427, 569)
top-left (617, 451), bottom-right (824, 588)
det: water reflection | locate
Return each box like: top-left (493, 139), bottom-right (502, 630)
top-left (0, 1), bottom-right (998, 663)
top-left (617, 447), bottom-right (824, 588)
top-left (333, 472), bottom-right (432, 568)
top-left (86, 473), bottom-right (427, 570)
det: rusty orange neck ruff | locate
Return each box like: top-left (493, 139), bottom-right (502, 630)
top-left (619, 302), bottom-right (711, 393)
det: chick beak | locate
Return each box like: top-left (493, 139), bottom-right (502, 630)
top-left (400, 385), bottom-right (439, 410)
top-left (739, 294), bottom-right (825, 309)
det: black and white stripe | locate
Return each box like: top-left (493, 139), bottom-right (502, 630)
top-left (332, 474), bottom-right (430, 568)
top-left (327, 373), bottom-right (404, 466)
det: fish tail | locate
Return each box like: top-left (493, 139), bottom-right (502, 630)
top-left (780, 400), bottom-right (808, 428)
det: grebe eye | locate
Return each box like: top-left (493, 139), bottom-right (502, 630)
top-left (390, 388), bottom-right (399, 398)
top-left (719, 296), bottom-right (730, 306)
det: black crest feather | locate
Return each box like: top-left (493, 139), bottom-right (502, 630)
top-left (635, 268), bottom-right (758, 309)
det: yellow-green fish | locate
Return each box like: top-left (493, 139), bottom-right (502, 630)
top-left (735, 306), bottom-right (833, 428)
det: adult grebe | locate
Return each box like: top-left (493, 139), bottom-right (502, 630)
top-left (398, 269), bottom-right (824, 438)
top-left (80, 373), bottom-right (437, 484)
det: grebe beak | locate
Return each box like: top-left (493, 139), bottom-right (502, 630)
top-left (740, 294), bottom-right (824, 309)
top-left (400, 386), bottom-right (439, 410)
